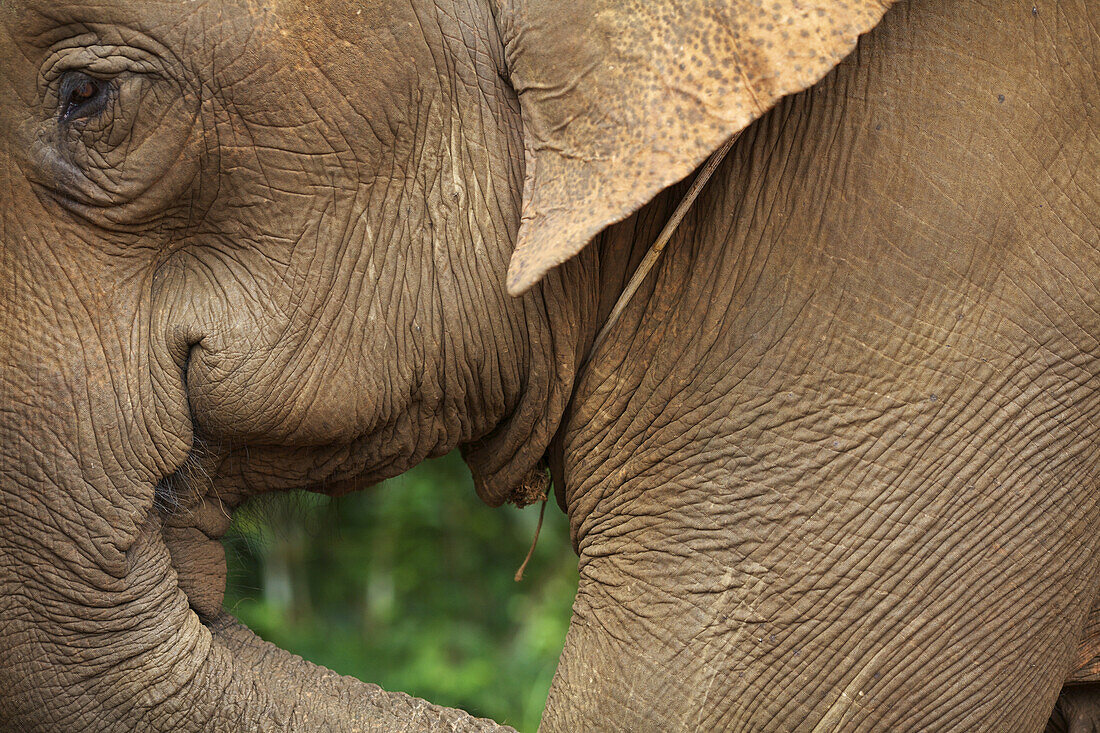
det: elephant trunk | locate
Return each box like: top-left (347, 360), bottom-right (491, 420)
top-left (0, 485), bottom-right (507, 731)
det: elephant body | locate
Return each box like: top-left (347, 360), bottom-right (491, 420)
top-left (551, 2), bottom-right (1100, 728)
top-left (0, 0), bottom-right (1097, 730)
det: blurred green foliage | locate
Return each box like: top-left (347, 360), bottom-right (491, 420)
top-left (221, 452), bottom-right (577, 732)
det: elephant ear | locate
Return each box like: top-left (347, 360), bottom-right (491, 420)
top-left (500, 0), bottom-right (896, 295)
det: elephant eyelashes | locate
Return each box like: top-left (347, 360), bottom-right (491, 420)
top-left (59, 72), bottom-right (109, 122)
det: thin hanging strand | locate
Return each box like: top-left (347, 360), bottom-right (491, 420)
top-left (586, 133), bottom-right (739, 362)
top-left (514, 495), bottom-right (548, 582)
top-left (514, 135), bottom-right (737, 582)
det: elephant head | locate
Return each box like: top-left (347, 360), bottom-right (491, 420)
top-left (3, 0), bottom-right (1098, 730)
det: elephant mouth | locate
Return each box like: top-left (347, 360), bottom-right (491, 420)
top-left (163, 518), bottom-right (230, 619)
top-left (154, 433), bottom-right (222, 513)
top-left (156, 440), bottom-right (237, 620)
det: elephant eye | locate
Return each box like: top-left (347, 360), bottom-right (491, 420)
top-left (59, 72), bottom-right (111, 122)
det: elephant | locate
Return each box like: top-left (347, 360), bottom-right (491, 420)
top-left (1, 0), bottom-right (1098, 729)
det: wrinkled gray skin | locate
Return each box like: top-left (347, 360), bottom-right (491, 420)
top-left (1, 0), bottom-right (1098, 731)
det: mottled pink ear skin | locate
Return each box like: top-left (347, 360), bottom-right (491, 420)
top-left (498, 0), bottom-right (896, 295)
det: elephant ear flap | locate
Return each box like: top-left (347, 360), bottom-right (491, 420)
top-left (501, 0), bottom-right (896, 295)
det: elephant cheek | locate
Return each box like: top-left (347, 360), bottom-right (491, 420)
top-left (162, 526), bottom-right (227, 619)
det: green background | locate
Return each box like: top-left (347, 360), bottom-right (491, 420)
top-left (222, 452), bottom-right (578, 732)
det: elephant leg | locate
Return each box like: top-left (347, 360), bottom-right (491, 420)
top-left (1050, 594), bottom-right (1100, 731)
top-left (1068, 594), bottom-right (1100, 685)
top-left (1048, 686), bottom-right (1100, 733)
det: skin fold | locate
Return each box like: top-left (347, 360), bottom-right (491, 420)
top-left (0, 0), bottom-right (1096, 730)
